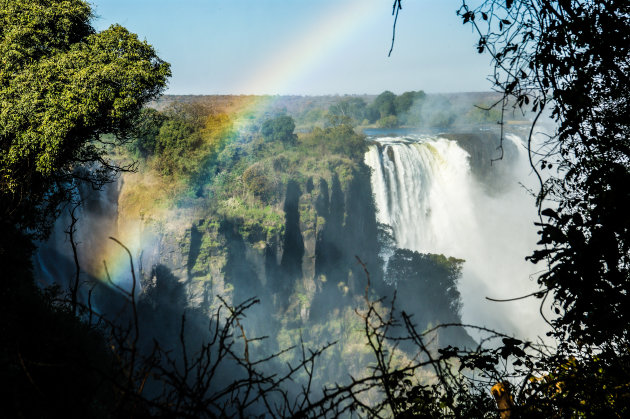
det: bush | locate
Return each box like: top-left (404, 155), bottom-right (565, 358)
top-left (299, 124), bottom-right (367, 160)
top-left (242, 164), bottom-right (274, 200)
top-left (261, 115), bottom-right (298, 145)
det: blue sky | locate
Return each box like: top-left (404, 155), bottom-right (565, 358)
top-left (90, 0), bottom-right (492, 95)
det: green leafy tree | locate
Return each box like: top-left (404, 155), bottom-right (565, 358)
top-left (300, 123), bottom-right (367, 160)
top-left (395, 90), bottom-right (426, 125)
top-left (386, 249), bottom-right (464, 326)
top-left (371, 90), bottom-right (397, 118)
top-left (0, 1), bottom-right (170, 417)
top-left (261, 115), bottom-right (298, 145)
top-left (394, 90), bottom-right (419, 115)
top-left (131, 108), bottom-right (168, 157)
top-left (154, 117), bottom-right (203, 176)
top-left (296, 107), bottom-right (327, 126)
top-left (364, 105), bottom-right (381, 123)
top-left (0, 0), bottom-right (171, 237)
top-left (325, 112), bottom-right (353, 128)
top-left (242, 164), bottom-right (274, 200)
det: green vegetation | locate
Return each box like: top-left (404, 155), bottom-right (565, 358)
top-left (299, 123), bottom-right (367, 161)
top-left (131, 108), bottom-right (168, 157)
top-left (377, 114), bottom-right (399, 128)
top-left (261, 114), bottom-right (298, 145)
top-left (328, 96), bottom-right (369, 125)
top-left (215, 123), bottom-right (364, 241)
top-left (173, 91), bottom-right (515, 133)
top-left (372, 90), bottom-right (397, 119)
top-left (394, 90), bottom-right (422, 115)
top-left (129, 103), bottom-right (235, 184)
top-left (1, 1), bottom-right (170, 416)
top-left (308, 89), bottom-right (505, 129)
top-left (386, 249), bottom-right (464, 326)
top-left (122, 102), bottom-right (371, 246)
top-left (0, 0), bottom-right (170, 236)
top-left (370, 90), bottom-right (425, 127)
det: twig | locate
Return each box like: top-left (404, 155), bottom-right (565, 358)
top-left (388, 0), bottom-right (403, 57)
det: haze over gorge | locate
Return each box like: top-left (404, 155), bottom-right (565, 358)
top-left (33, 92), bottom-right (549, 404)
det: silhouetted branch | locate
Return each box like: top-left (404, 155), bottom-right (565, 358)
top-left (486, 288), bottom-right (548, 302)
top-left (65, 202), bottom-right (81, 316)
top-left (388, 0), bottom-right (402, 57)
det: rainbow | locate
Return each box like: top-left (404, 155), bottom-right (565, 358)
top-left (241, 0), bottom-right (383, 95)
top-left (93, 0), bottom-right (385, 292)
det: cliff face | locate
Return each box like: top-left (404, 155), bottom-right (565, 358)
top-left (442, 130), bottom-right (522, 193)
top-left (106, 161), bottom-right (382, 326)
top-left (35, 131), bottom-right (492, 357)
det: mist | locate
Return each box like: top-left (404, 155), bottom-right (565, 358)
top-left (32, 94), bottom-right (554, 413)
top-left (365, 131), bottom-right (548, 342)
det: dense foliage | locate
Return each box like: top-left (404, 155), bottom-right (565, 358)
top-left (0, 0), bottom-right (170, 236)
top-left (377, 0), bottom-right (630, 416)
top-left (132, 104), bottom-right (234, 188)
top-left (369, 90), bottom-right (425, 127)
top-left (0, 1), bottom-right (171, 416)
top-left (457, 0), bottom-right (630, 344)
top-left (324, 89), bottom-right (507, 129)
top-left (386, 249), bottom-right (464, 328)
top-left (261, 114), bottom-right (298, 145)
top-left (507, 0), bottom-right (630, 347)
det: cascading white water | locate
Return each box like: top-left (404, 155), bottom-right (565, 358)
top-left (365, 135), bottom-right (548, 340)
top-left (365, 137), bottom-right (479, 255)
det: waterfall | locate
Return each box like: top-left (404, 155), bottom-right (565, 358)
top-left (365, 135), bottom-right (548, 340)
top-left (365, 137), bottom-right (478, 256)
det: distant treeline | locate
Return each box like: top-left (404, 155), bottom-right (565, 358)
top-left (306, 90), bottom-right (526, 129)
top-left (151, 91), bottom-right (528, 131)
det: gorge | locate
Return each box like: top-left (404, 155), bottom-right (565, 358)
top-left (34, 116), bottom-right (547, 396)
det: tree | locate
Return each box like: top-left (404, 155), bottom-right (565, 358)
top-left (371, 90), bottom-right (397, 118)
top-left (456, 0), bottom-right (630, 346)
top-left (0, 3), bottom-right (170, 416)
top-left (300, 123), bottom-right (367, 160)
top-left (153, 116), bottom-right (203, 176)
top-left (377, 114), bottom-right (399, 128)
top-left (364, 105), bottom-right (381, 123)
top-left (0, 0), bottom-right (171, 237)
top-left (261, 115), bottom-right (298, 145)
top-left (386, 249), bottom-right (464, 327)
top-left (394, 90), bottom-right (419, 115)
top-left (378, 0), bottom-right (630, 415)
top-left (130, 108), bottom-right (168, 157)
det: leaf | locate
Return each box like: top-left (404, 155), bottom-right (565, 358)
top-left (502, 337), bottom-right (523, 347)
top-left (541, 208), bottom-right (559, 219)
